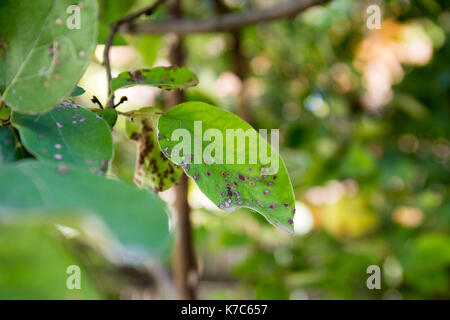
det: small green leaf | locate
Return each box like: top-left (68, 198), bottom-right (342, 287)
top-left (111, 66), bottom-right (198, 92)
top-left (0, 161), bottom-right (171, 255)
top-left (158, 102), bottom-right (296, 234)
top-left (70, 86), bottom-right (86, 97)
top-left (0, 105), bottom-right (11, 122)
top-left (97, 108), bottom-right (118, 129)
top-left (0, 0), bottom-right (98, 113)
top-left (13, 101), bottom-right (113, 174)
top-left (126, 109), bottom-right (182, 191)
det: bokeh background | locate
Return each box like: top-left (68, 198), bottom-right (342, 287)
top-left (2, 0), bottom-right (449, 300)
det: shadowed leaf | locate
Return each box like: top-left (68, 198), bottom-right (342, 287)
top-left (0, 126), bottom-right (17, 163)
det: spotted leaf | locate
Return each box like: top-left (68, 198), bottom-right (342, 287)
top-left (0, 0), bottom-right (98, 113)
top-left (158, 102), bottom-right (296, 234)
top-left (126, 108), bottom-right (182, 191)
top-left (111, 66), bottom-right (198, 92)
top-left (12, 101), bottom-right (113, 174)
top-left (0, 160), bottom-right (171, 256)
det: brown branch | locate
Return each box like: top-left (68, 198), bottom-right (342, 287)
top-left (165, 0), bottom-right (198, 301)
top-left (121, 0), bottom-right (330, 35)
top-left (103, 0), bottom-right (166, 108)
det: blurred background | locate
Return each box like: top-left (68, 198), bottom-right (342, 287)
top-left (2, 0), bottom-right (449, 299)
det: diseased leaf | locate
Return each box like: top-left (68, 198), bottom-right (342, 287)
top-left (111, 66), bottom-right (198, 92)
top-left (0, 161), bottom-right (171, 255)
top-left (0, 0), bottom-right (98, 113)
top-left (13, 101), bottom-right (113, 174)
top-left (158, 102), bottom-right (296, 234)
top-left (70, 86), bottom-right (86, 97)
top-left (126, 108), bottom-right (182, 191)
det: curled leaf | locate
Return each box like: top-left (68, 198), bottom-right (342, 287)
top-left (126, 109), bottom-right (182, 191)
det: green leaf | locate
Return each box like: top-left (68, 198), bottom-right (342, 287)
top-left (126, 108), bottom-right (182, 191)
top-left (111, 66), bottom-right (199, 92)
top-left (158, 102), bottom-right (296, 234)
top-left (70, 86), bottom-right (86, 97)
top-left (0, 161), bottom-right (171, 255)
top-left (0, 221), bottom-right (101, 299)
top-left (0, 0), bottom-right (98, 113)
top-left (0, 105), bottom-right (11, 121)
top-left (97, 108), bottom-right (118, 129)
top-left (0, 126), bottom-right (17, 163)
top-left (12, 101), bottom-right (114, 174)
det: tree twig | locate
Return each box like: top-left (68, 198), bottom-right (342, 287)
top-left (121, 0), bottom-right (329, 35)
top-left (103, 0), bottom-right (166, 108)
top-left (164, 0), bottom-right (198, 300)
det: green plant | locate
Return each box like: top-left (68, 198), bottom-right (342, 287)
top-left (0, 0), bottom-right (296, 298)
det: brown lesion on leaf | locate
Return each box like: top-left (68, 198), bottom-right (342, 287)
top-left (126, 70), bottom-right (146, 83)
top-left (131, 118), bottom-right (179, 192)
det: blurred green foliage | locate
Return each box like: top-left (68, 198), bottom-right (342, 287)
top-left (181, 0), bottom-right (450, 299)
